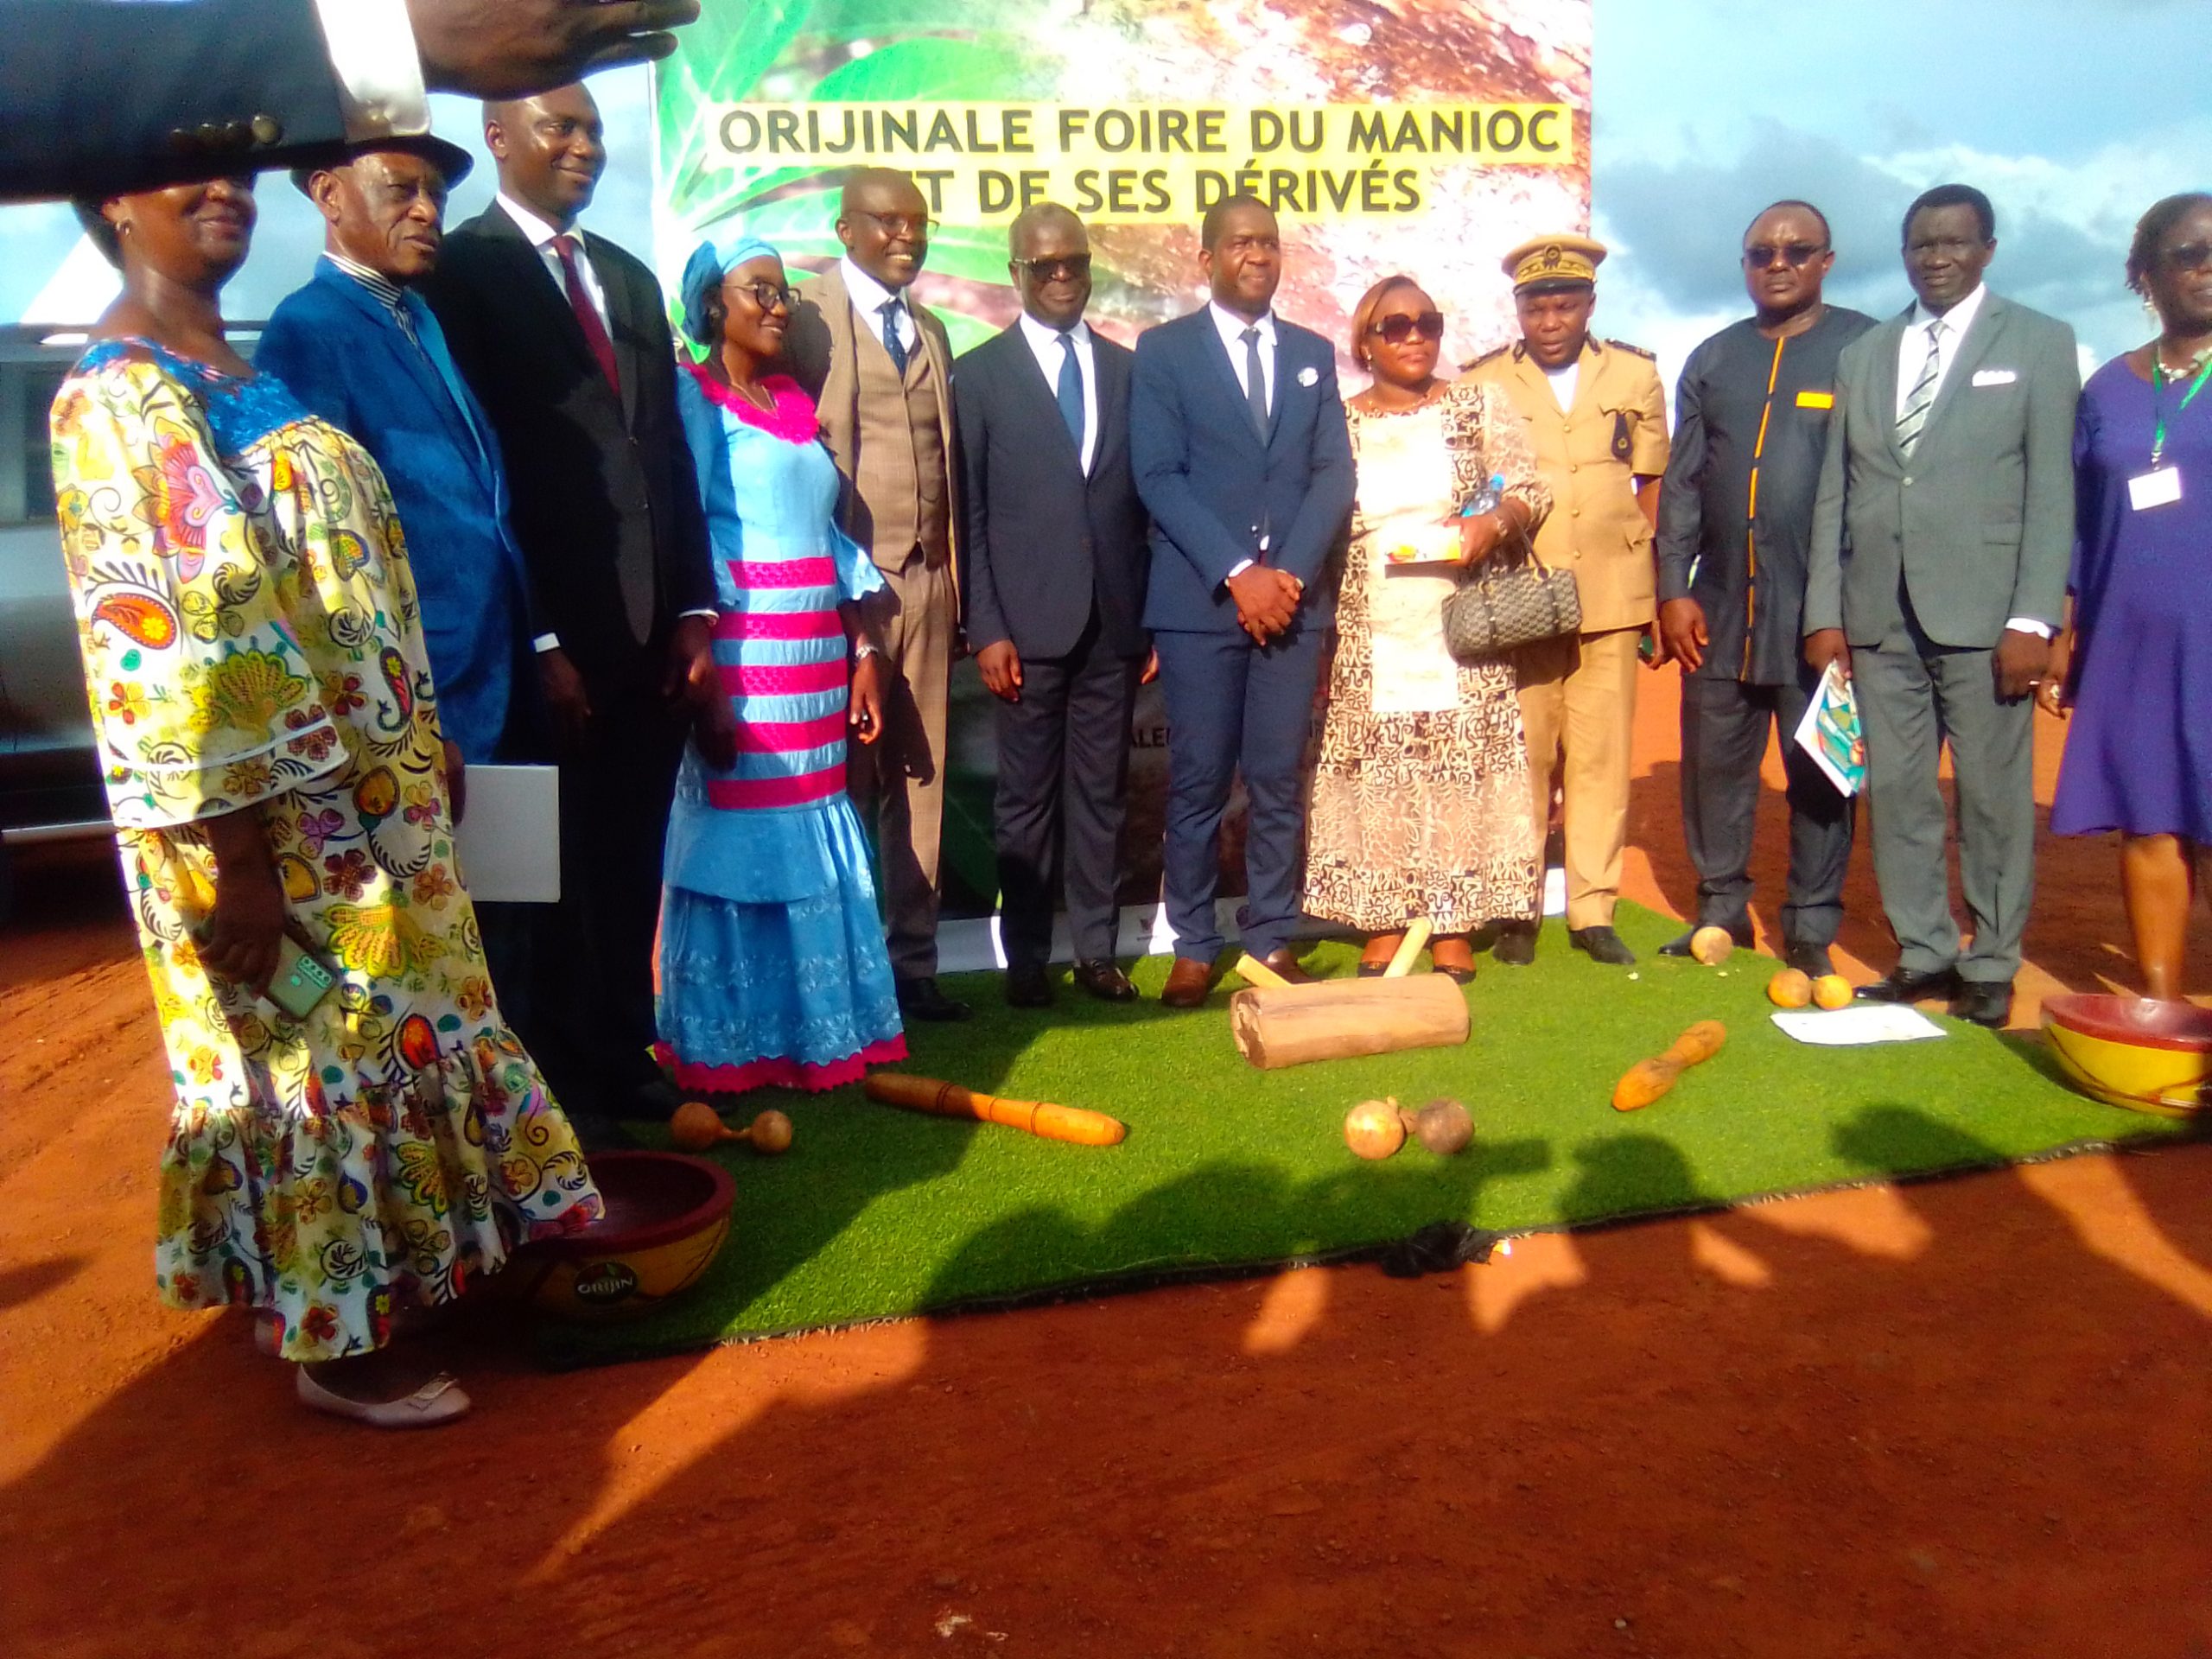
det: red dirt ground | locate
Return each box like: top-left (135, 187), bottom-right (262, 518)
top-left (4, 681), bottom-right (2208, 1658)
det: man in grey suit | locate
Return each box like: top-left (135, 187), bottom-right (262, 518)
top-left (1804, 183), bottom-right (2080, 1027)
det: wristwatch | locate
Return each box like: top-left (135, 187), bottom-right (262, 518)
top-left (852, 642), bottom-right (881, 661)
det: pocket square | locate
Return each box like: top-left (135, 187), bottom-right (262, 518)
top-left (1297, 365), bottom-right (1319, 387)
top-left (1971, 368), bottom-right (2018, 387)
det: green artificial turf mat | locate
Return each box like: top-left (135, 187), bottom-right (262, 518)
top-left (537, 902), bottom-right (2196, 1367)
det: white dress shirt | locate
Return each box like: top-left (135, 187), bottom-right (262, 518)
top-left (1890, 281), bottom-right (2046, 638)
top-left (1894, 278), bottom-right (1988, 420)
top-left (1209, 301), bottom-right (1276, 417)
top-left (499, 194), bottom-right (613, 336)
top-left (310, 0), bottom-right (429, 141)
top-left (841, 257), bottom-right (918, 355)
top-left (1016, 312), bottom-right (1098, 474)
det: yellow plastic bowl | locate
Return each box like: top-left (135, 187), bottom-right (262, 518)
top-left (2041, 993), bottom-right (2212, 1117)
top-left (506, 1151), bottom-right (736, 1321)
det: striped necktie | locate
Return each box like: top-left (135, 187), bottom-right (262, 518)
top-left (1896, 318), bottom-right (1943, 457)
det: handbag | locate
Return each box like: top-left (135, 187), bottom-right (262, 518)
top-left (1440, 535), bottom-right (1581, 664)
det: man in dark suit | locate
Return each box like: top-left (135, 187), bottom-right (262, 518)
top-left (423, 82), bottom-right (723, 1134)
top-left (955, 203), bottom-right (1154, 1009)
top-left (1130, 194), bottom-right (1356, 1008)
top-left (1654, 200), bottom-right (1874, 977)
top-left (1, 0), bottom-right (699, 201)
top-left (1805, 183), bottom-right (2080, 1028)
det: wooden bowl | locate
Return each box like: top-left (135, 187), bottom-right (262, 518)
top-left (2042, 993), bottom-right (2212, 1117)
top-left (506, 1151), bottom-right (737, 1321)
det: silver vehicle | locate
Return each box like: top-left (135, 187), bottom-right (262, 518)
top-left (0, 326), bottom-right (103, 898)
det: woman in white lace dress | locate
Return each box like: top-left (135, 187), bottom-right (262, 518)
top-left (1303, 276), bottom-right (1550, 980)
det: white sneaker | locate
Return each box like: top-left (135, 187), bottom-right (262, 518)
top-left (296, 1365), bottom-right (472, 1427)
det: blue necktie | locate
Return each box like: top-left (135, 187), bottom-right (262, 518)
top-left (1055, 330), bottom-right (1084, 460)
top-left (1241, 325), bottom-right (1269, 438)
top-left (879, 298), bottom-right (910, 376)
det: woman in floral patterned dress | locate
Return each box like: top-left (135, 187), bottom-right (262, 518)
top-left (1303, 276), bottom-right (1551, 980)
top-left (52, 175), bottom-right (601, 1425)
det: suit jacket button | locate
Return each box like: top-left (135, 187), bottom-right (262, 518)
top-left (251, 114), bottom-right (283, 146)
top-left (1902, 476), bottom-right (1913, 487)
top-left (168, 128), bottom-right (199, 154)
top-left (222, 119), bottom-right (251, 149)
top-left (195, 122), bottom-right (226, 149)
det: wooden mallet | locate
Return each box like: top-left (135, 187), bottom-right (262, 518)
top-left (670, 1100), bottom-right (794, 1154)
top-left (864, 1072), bottom-right (1126, 1146)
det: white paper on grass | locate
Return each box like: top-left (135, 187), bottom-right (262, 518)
top-left (451, 765), bottom-right (561, 903)
top-left (1771, 1004), bottom-right (1947, 1046)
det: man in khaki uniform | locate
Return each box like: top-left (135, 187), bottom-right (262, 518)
top-left (787, 167), bottom-right (969, 1020)
top-left (1461, 234), bottom-right (1669, 965)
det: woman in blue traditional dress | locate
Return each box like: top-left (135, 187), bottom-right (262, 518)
top-left (655, 232), bottom-right (907, 1093)
top-left (2045, 193), bottom-right (2212, 1001)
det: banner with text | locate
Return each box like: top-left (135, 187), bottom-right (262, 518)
top-left (650, 0), bottom-right (1591, 927)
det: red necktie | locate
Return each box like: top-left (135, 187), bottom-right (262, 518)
top-left (552, 233), bottom-right (620, 397)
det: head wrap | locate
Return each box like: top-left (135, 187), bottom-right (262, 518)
top-left (679, 229), bottom-right (784, 347)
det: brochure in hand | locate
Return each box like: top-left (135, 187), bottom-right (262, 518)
top-left (1793, 664), bottom-right (1866, 797)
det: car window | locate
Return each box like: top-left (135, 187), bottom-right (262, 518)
top-left (2, 357), bottom-right (69, 527)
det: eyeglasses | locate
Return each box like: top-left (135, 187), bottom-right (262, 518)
top-left (1742, 243), bottom-right (1828, 269)
top-left (1014, 253), bottom-right (1091, 283)
top-left (1368, 310), bottom-right (1445, 344)
top-left (2161, 241), bottom-right (2212, 273)
top-left (853, 210), bottom-right (931, 240)
top-left (724, 276), bottom-right (798, 313)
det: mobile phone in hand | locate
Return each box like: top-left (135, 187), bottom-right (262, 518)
top-left (266, 936), bottom-right (337, 1020)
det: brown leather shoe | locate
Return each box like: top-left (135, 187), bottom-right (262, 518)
top-left (1256, 947), bottom-right (1313, 985)
top-left (1160, 956), bottom-right (1220, 1008)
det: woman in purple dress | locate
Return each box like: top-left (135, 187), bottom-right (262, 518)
top-left (2045, 192), bottom-right (2212, 999)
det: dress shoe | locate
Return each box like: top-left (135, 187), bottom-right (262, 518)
top-left (1004, 963), bottom-right (1054, 1009)
top-left (626, 1077), bottom-right (685, 1122)
top-left (1491, 921), bottom-right (1536, 966)
top-left (1071, 959), bottom-right (1136, 1002)
top-left (896, 976), bottom-right (973, 1022)
top-left (296, 1366), bottom-right (471, 1429)
top-left (1784, 938), bottom-right (1838, 978)
top-left (1256, 947), bottom-right (1313, 985)
top-left (1855, 966), bottom-right (1960, 1004)
top-left (1659, 920), bottom-right (1753, 958)
top-left (1569, 925), bottom-right (1637, 966)
top-left (1949, 979), bottom-right (2012, 1028)
top-left (1160, 956), bottom-right (1220, 1008)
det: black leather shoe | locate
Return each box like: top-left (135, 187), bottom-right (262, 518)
top-left (1659, 920), bottom-right (1753, 958)
top-left (1491, 922), bottom-right (1536, 966)
top-left (1785, 938), bottom-right (1838, 978)
top-left (1949, 980), bottom-right (2012, 1028)
top-left (1855, 966), bottom-right (1960, 1004)
top-left (1569, 925), bottom-right (1637, 966)
top-left (896, 976), bottom-right (973, 1022)
top-left (1071, 959), bottom-right (1135, 1001)
top-left (1004, 963), bottom-right (1054, 1009)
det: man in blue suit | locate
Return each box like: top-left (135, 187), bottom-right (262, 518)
top-left (257, 134), bottom-right (531, 778)
top-left (1131, 195), bottom-right (1356, 1007)
top-left (257, 131), bottom-right (645, 1146)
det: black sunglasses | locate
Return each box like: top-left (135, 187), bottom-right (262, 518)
top-left (2162, 240), bottom-right (2212, 273)
top-left (724, 276), bottom-right (798, 313)
top-left (1368, 310), bottom-right (1445, 343)
top-left (1014, 253), bottom-right (1091, 283)
top-left (1743, 243), bottom-right (1829, 269)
